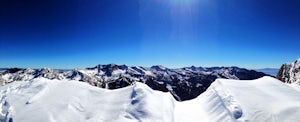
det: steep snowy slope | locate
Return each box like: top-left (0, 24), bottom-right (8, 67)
top-left (176, 76), bottom-right (300, 122)
top-left (1, 77), bottom-right (299, 122)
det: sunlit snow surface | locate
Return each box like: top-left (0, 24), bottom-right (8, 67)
top-left (1, 77), bottom-right (300, 122)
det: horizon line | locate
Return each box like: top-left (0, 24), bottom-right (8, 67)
top-left (0, 63), bottom-right (280, 70)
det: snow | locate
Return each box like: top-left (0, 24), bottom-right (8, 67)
top-left (176, 76), bottom-right (300, 122)
top-left (0, 78), bottom-right (174, 122)
top-left (135, 66), bottom-right (154, 76)
top-left (79, 69), bottom-right (101, 75)
top-left (1, 76), bottom-right (300, 122)
top-left (289, 83), bottom-right (300, 92)
top-left (1, 74), bottom-right (11, 82)
top-left (112, 69), bottom-right (126, 75)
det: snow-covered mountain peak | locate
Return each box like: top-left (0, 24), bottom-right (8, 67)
top-left (24, 68), bottom-right (34, 72)
top-left (189, 65), bottom-right (201, 71)
top-left (294, 59), bottom-right (300, 67)
top-left (40, 67), bottom-right (53, 73)
top-left (150, 65), bottom-right (168, 71)
top-left (296, 58), bottom-right (300, 63)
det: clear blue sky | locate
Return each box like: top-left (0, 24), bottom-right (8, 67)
top-left (1, 0), bottom-right (300, 69)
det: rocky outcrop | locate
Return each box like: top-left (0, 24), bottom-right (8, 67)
top-left (277, 59), bottom-right (300, 85)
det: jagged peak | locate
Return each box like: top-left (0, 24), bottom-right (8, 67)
top-left (151, 65), bottom-right (167, 70)
top-left (295, 59), bottom-right (300, 64)
top-left (24, 68), bottom-right (35, 73)
top-left (190, 65), bottom-right (197, 70)
top-left (41, 67), bottom-right (52, 70)
top-left (25, 67), bottom-right (33, 70)
top-left (39, 68), bottom-right (55, 73)
top-left (92, 64), bottom-right (128, 69)
top-left (105, 63), bottom-right (117, 67)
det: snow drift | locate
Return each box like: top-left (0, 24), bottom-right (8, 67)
top-left (0, 78), bottom-right (175, 122)
top-left (175, 77), bottom-right (300, 122)
top-left (0, 77), bottom-right (300, 122)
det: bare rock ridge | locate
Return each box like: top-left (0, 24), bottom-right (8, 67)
top-left (0, 65), bottom-right (268, 101)
top-left (277, 59), bottom-right (300, 85)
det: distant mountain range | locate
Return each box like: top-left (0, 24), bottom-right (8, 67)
top-left (0, 64), bottom-right (268, 101)
top-left (255, 68), bottom-right (279, 76)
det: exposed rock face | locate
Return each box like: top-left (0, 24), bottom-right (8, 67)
top-left (277, 59), bottom-right (300, 85)
top-left (0, 64), bottom-right (268, 101)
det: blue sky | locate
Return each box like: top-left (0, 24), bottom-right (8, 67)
top-left (1, 0), bottom-right (300, 69)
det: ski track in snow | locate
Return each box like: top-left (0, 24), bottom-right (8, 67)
top-left (211, 82), bottom-right (244, 121)
top-left (0, 89), bottom-right (11, 122)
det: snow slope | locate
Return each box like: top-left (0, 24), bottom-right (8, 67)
top-left (0, 78), bottom-right (175, 122)
top-left (1, 77), bottom-right (300, 122)
top-left (175, 77), bottom-right (300, 122)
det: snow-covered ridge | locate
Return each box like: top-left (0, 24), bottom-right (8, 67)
top-left (0, 77), bottom-right (299, 122)
top-left (277, 59), bottom-right (300, 85)
top-left (0, 78), bottom-right (175, 122)
top-left (0, 65), bottom-right (268, 101)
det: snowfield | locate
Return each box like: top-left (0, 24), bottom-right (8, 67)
top-left (0, 76), bottom-right (300, 122)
